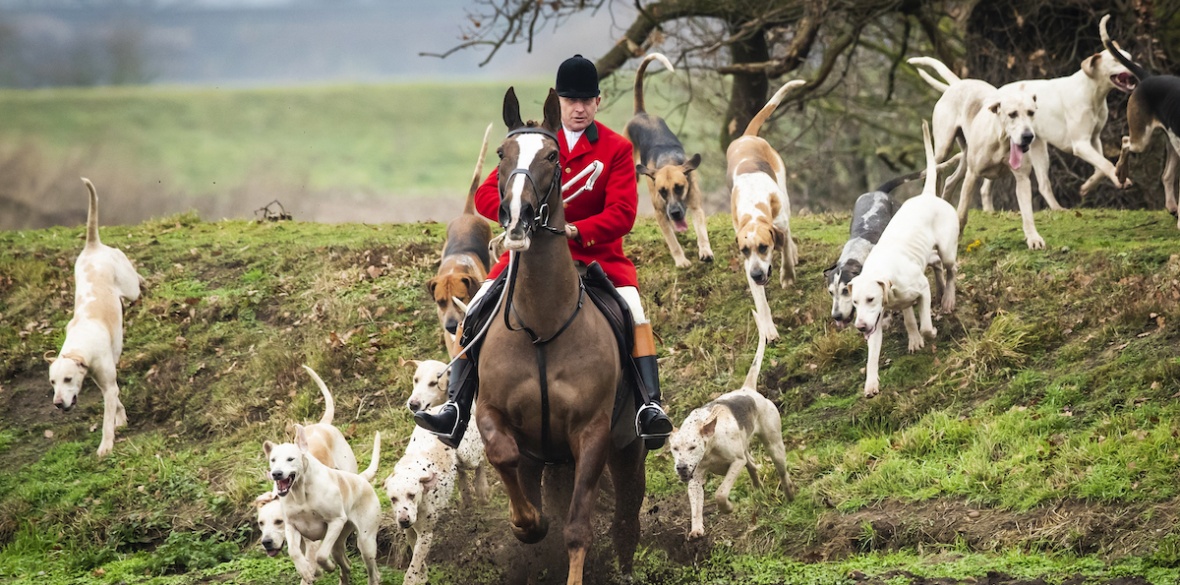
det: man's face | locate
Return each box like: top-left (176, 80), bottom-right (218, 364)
top-left (559, 96), bottom-right (600, 132)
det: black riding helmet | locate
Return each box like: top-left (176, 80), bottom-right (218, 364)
top-left (555, 54), bottom-right (600, 99)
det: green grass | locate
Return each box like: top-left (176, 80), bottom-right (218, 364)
top-left (0, 79), bottom-right (729, 202)
top-left (3, 208), bottom-right (1180, 583)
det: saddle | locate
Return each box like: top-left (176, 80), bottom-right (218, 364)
top-left (459, 261), bottom-right (640, 451)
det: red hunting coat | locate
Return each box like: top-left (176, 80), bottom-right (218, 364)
top-left (475, 120), bottom-right (640, 289)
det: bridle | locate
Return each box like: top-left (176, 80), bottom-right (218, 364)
top-left (498, 126), bottom-right (564, 238)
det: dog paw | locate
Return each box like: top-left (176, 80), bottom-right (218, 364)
top-left (1025, 234), bottom-right (1046, 250)
top-left (863, 382), bottom-right (880, 398)
top-left (699, 248), bottom-right (714, 263)
top-left (921, 326), bottom-right (937, 340)
top-left (687, 528), bottom-right (705, 541)
top-left (715, 496), bottom-right (734, 514)
top-left (674, 256), bottom-right (692, 269)
top-left (96, 442), bottom-right (113, 457)
top-left (907, 336), bottom-right (925, 353)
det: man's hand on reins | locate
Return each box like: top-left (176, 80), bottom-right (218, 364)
top-left (565, 224), bottom-right (581, 242)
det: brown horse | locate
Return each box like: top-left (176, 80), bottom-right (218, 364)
top-left (473, 87), bottom-right (646, 584)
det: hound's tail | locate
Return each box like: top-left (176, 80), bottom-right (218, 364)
top-left (906, 57), bottom-right (961, 94)
top-left (1100, 15), bottom-right (1149, 82)
top-left (872, 152), bottom-right (963, 194)
top-left (742, 79), bottom-right (806, 137)
top-left (633, 52), bottom-right (675, 114)
top-left (465, 122), bottom-right (494, 215)
top-left (919, 119), bottom-right (939, 197)
top-left (81, 178), bottom-right (101, 248)
top-left (741, 312), bottom-right (768, 391)
top-left (301, 365), bottom-right (336, 426)
top-left (359, 432), bottom-right (381, 482)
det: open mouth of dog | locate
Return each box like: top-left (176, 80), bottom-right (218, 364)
top-left (263, 545), bottom-right (281, 557)
top-left (673, 218), bottom-right (689, 233)
top-left (55, 396), bottom-right (78, 411)
top-left (275, 475), bottom-right (295, 496)
top-left (1111, 72), bottom-right (1137, 93)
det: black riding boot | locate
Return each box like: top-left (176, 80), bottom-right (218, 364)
top-left (633, 322), bottom-right (673, 449)
top-left (413, 356), bottom-right (476, 449)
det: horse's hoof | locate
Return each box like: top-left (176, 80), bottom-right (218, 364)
top-left (511, 516), bottom-right (549, 544)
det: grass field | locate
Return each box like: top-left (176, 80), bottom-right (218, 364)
top-left (2, 205), bottom-right (1180, 584)
top-left (0, 78), bottom-right (743, 230)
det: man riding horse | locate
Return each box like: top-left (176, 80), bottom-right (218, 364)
top-left (415, 54), bottom-right (674, 450)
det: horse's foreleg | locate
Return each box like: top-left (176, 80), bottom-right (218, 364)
top-left (477, 406), bottom-right (547, 544)
top-left (564, 420), bottom-right (612, 585)
top-left (607, 437), bottom-right (645, 577)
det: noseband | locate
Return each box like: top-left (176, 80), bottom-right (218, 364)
top-left (499, 126), bottom-right (564, 237)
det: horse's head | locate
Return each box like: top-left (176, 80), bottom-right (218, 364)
top-left (496, 87), bottom-right (563, 252)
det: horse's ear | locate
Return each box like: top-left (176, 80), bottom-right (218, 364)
top-left (542, 88), bottom-right (561, 135)
top-left (503, 86), bottom-right (524, 131)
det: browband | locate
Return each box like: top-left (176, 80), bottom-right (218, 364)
top-left (506, 126), bottom-right (558, 142)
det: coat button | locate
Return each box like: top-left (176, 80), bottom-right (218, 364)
top-left (565, 167), bottom-right (571, 174)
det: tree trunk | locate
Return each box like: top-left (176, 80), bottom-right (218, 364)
top-left (722, 23), bottom-right (771, 151)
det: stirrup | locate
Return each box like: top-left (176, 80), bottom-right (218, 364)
top-left (635, 403), bottom-right (672, 439)
top-left (413, 402), bottom-right (464, 448)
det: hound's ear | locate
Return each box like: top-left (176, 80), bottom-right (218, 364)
top-left (541, 88), bottom-right (562, 135)
top-left (1081, 53), bottom-right (1099, 77)
top-left (636, 163), bottom-right (655, 179)
top-left (772, 227), bottom-right (786, 249)
top-left (420, 470), bottom-right (440, 491)
top-left (503, 86), bottom-right (524, 131)
top-left (701, 416), bottom-right (718, 437)
top-left (823, 263), bottom-right (838, 281)
top-left (425, 277), bottom-right (439, 299)
top-left (263, 440), bottom-right (275, 457)
top-left (43, 350), bottom-right (57, 364)
top-left (459, 275), bottom-right (478, 299)
top-left (684, 153), bottom-right (701, 173)
top-left (293, 424), bottom-right (309, 452)
top-left (254, 491), bottom-right (278, 508)
top-left (877, 279), bottom-right (892, 297)
top-left (987, 100), bottom-right (1001, 115)
top-left (402, 358), bottom-right (419, 369)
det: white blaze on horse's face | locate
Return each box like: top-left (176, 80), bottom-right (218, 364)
top-left (503, 133), bottom-right (547, 252)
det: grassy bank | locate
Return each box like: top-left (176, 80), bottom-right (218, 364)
top-left (1, 208), bottom-right (1179, 584)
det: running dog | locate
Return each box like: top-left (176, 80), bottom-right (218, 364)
top-left (911, 50), bottom-right (1132, 210)
top-left (825, 157), bottom-right (961, 328)
top-left (264, 425), bottom-right (383, 585)
top-left (624, 52), bottom-right (711, 268)
top-left (728, 79), bottom-right (806, 342)
top-left (909, 58), bottom-right (1042, 248)
top-left (669, 327), bottom-right (794, 540)
top-left (383, 425), bottom-right (472, 585)
top-left (1101, 14), bottom-right (1180, 225)
top-left (402, 357), bottom-right (488, 506)
top-left (427, 124), bottom-right (494, 356)
top-left (48, 178), bottom-right (145, 457)
top-left (255, 431), bottom-right (379, 582)
top-left (849, 121), bottom-right (959, 397)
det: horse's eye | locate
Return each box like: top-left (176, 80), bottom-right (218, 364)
top-left (497, 148), bottom-right (504, 159)
top-left (547, 151), bottom-right (558, 163)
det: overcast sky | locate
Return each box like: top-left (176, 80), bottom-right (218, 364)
top-left (0, 0), bottom-right (638, 86)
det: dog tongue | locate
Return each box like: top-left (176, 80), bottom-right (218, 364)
top-left (267, 549), bottom-right (280, 557)
top-left (1009, 142), bottom-right (1024, 170)
top-left (674, 219), bottom-right (688, 233)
